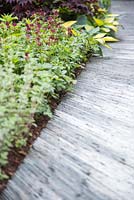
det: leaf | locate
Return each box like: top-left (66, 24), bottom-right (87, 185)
top-left (103, 36), bottom-right (119, 42)
top-left (94, 33), bottom-right (107, 39)
top-left (0, 14), bottom-right (18, 22)
top-left (98, 8), bottom-right (106, 12)
top-left (18, 150), bottom-right (27, 156)
top-left (85, 25), bottom-right (94, 31)
top-left (101, 27), bottom-right (110, 32)
top-left (107, 14), bottom-right (119, 17)
top-left (76, 15), bottom-right (88, 25)
top-left (71, 29), bottom-right (78, 36)
top-left (96, 38), bottom-right (112, 49)
top-left (104, 17), bottom-right (115, 23)
top-left (113, 21), bottom-right (119, 26)
top-left (94, 18), bottom-right (104, 26)
top-left (103, 43), bottom-right (112, 49)
top-left (95, 38), bottom-right (105, 45)
top-left (62, 21), bottom-right (77, 28)
top-left (88, 27), bottom-right (100, 36)
top-left (105, 25), bottom-right (118, 32)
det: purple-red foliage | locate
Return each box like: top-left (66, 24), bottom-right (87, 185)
top-left (0, 0), bottom-right (99, 19)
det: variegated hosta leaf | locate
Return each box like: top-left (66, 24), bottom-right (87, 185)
top-left (94, 33), bottom-right (107, 39)
top-left (103, 36), bottom-right (119, 42)
top-left (62, 21), bottom-right (77, 28)
top-left (94, 18), bottom-right (104, 26)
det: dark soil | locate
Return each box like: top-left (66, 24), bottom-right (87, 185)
top-left (0, 93), bottom-right (64, 192)
top-left (0, 64), bottom-right (85, 193)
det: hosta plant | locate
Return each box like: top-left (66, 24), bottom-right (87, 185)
top-left (63, 11), bottom-right (119, 49)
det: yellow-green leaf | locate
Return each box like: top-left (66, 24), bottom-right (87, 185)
top-left (96, 39), bottom-right (111, 48)
top-left (62, 21), bottom-right (77, 28)
top-left (94, 33), bottom-right (106, 39)
top-left (71, 29), bottom-right (79, 36)
top-left (96, 38), bottom-right (105, 45)
top-left (113, 21), bottom-right (119, 26)
top-left (85, 25), bottom-right (94, 31)
top-left (107, 14), bottom-right (119, 17)
top-left (96, 39), bottom-right (112, 49)
top-left (103, 43), bottom-right (112, 49)
top-left (101, 27), bottom-right (110, 32)
top-left (98, 8), bottom-right (106, 12)
top-left (105, 25), bottom-right (118, 32)
top-left (103, 36), bottom-right (119, 42)
top-left (104, 17), bottom-right (115, 23)
top-left (94, 18), bottom-right (104, 26)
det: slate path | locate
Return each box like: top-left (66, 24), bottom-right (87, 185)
top-left (1, 1), bottom-right (134, 199)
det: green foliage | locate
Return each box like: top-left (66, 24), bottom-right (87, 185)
top-left (100, 0), bottom-right (111, 9)
top-left (0, 170), bottom-right (8, 181)
top-left (0, 13), bottom-right (96, 178)
top-left (63, 11), bottom-right (119, 49)
top-left (0, 1), bottom-right (119, 179)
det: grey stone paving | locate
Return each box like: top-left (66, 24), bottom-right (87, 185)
top-left (1, 0), bottom-right (134, 199)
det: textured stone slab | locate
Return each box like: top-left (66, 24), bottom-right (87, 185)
top-left (112, 0), bottom-right (134, 14)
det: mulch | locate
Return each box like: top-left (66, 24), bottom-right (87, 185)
top-left (0, 64), bottom-right (85, 193)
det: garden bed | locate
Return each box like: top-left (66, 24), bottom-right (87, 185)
top-left (0, 66), bottom-right (84, 192)
top-left (0, 0), bottom-right (119, 191)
